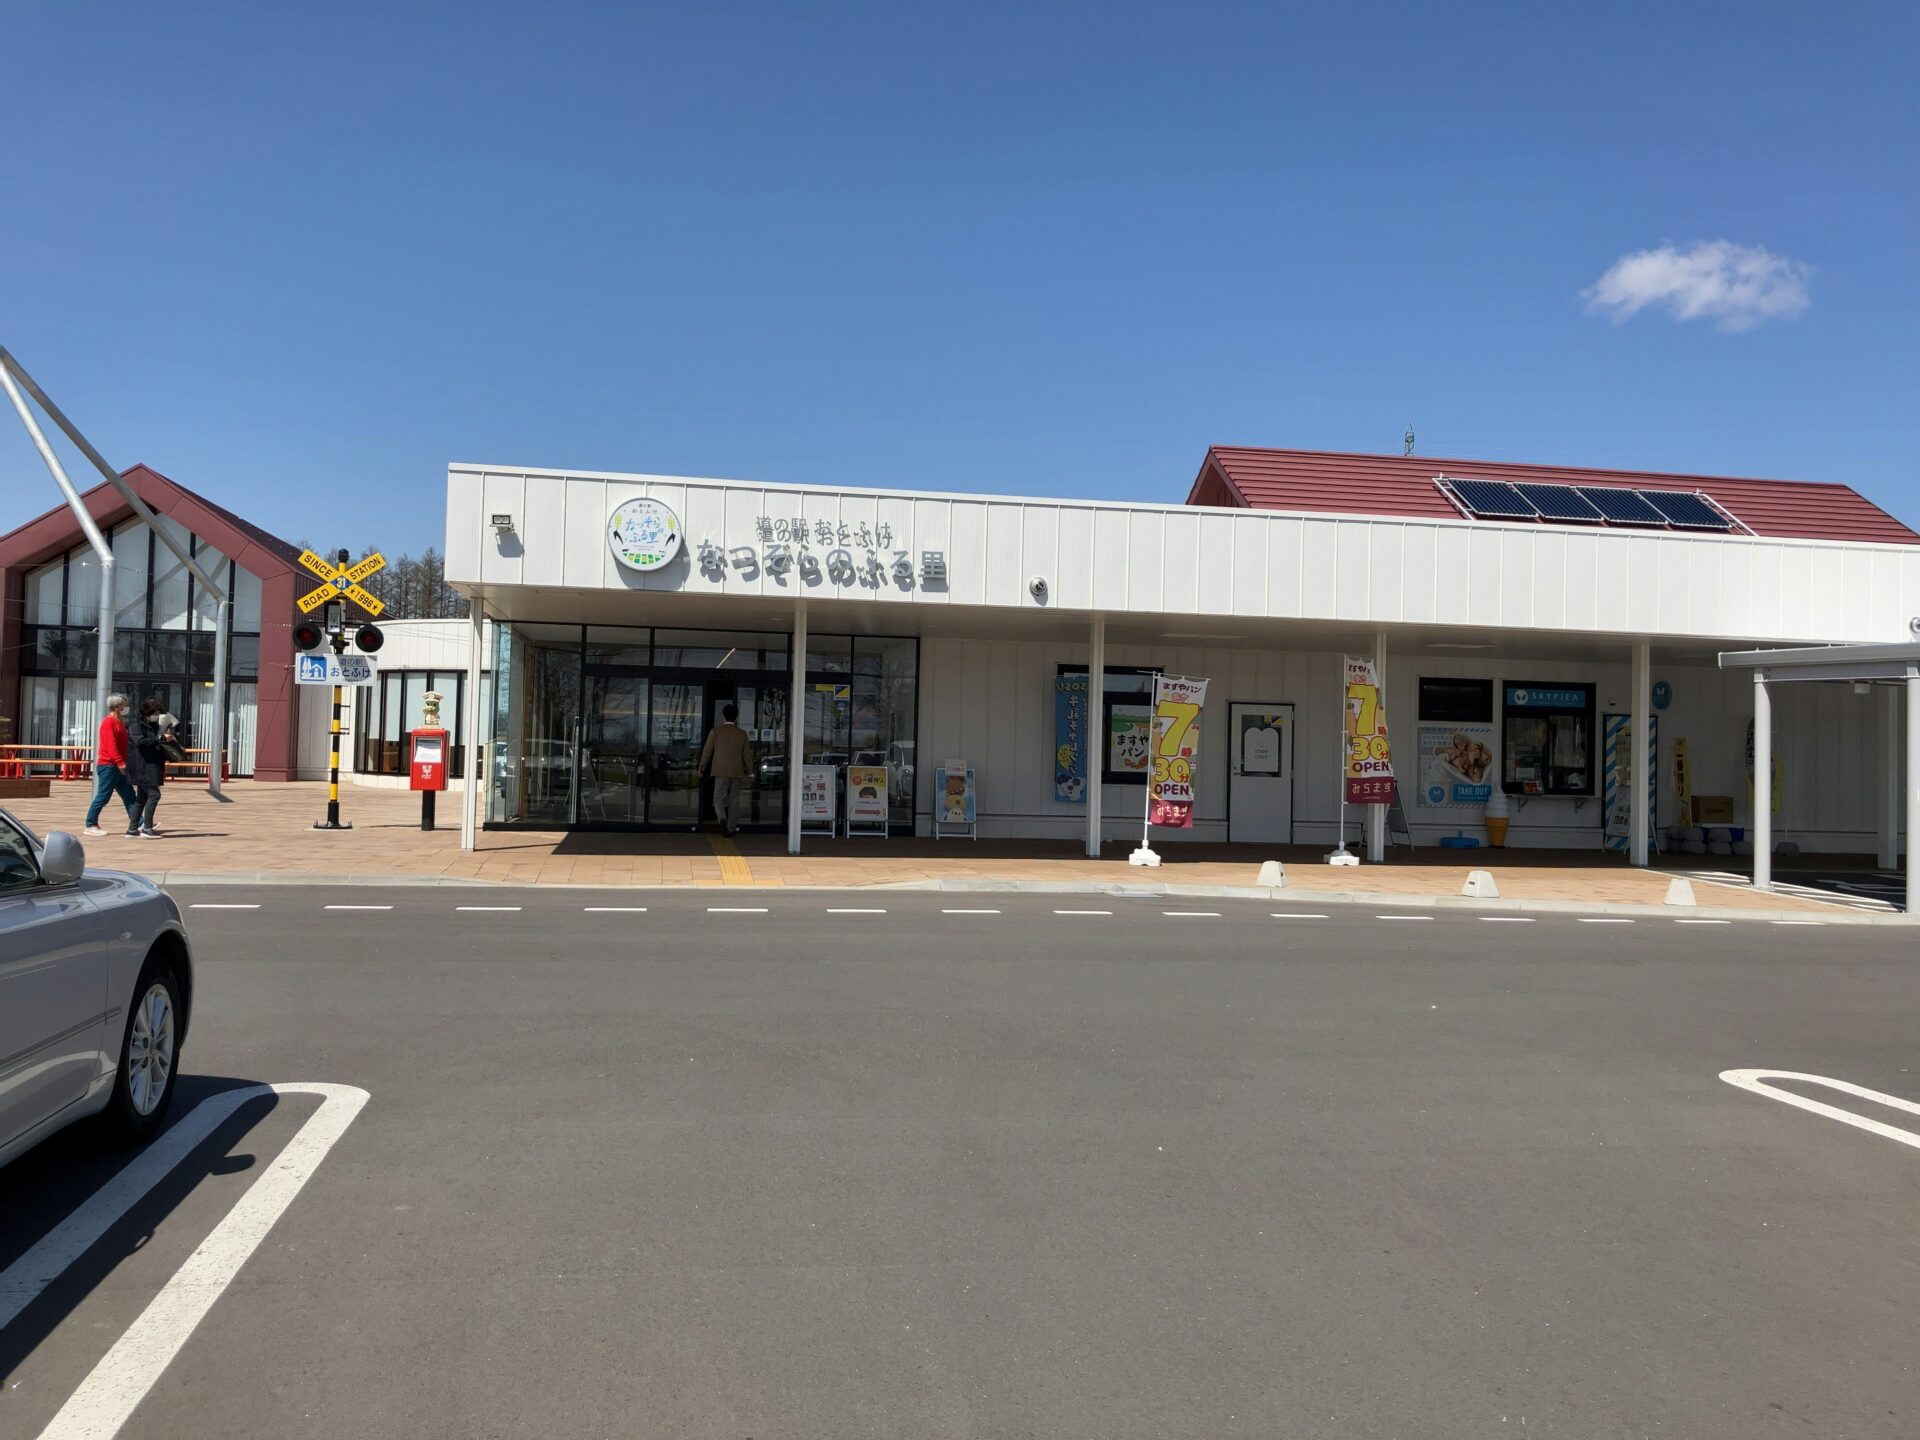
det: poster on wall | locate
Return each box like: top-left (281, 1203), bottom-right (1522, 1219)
top-left (1416, 725), bottom-right (1494, 808)
top-left (1602, 713), bottom-right (1657, 851)
top-left (1147, 675), bottom-right (1208, 828)
top-left (799, 765), bottom-right (837, 830)
top-left (1674, 737), bottom-right (1692, 825)
top-left (1053, 672), bottom-right (1089, 802)
top-left (1109, 704), bottom-right (1154, 781)
top-left (1343, 655), bottom-right (1396, 804)
top-left (847, 765), bottom-right (889, 828)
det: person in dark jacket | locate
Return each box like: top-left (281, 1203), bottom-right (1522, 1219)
top-left (125, 697), bottom-right (175, 838)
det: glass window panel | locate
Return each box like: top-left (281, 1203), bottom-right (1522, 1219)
top-left (227, 681), bottom-right (258, 776)
top-left (853, 637), bottom-right (917, 825)
top-left (146, 630), bottom-right (189, 675)
top-left (61, 685), bottom-right (97, 751)
top-left (232, 565), bottom-right (263, 630)
top-left (584, 626), bottom-right (650, 669)
top-left (28, 559), bottom-right (65, 624)
top-left (489, 626), bottom-right (579, 824)
top-left (26, 677), bottom-right (60, 745)
top-left (112, 522), bottom-right (150, 626)
top-left (32, 627), bottom-right (96, 674)
top-left (402, 673), bottom-right (428, 734)
top-left (652, 629), bottom-right (786, 670)
top-left (190, 546), bottom-right (229, 629)
top-left (113, 631), bottom-right (149, 673)
top-left (805, 637), bottom-right (852, 674)
top-left (150, 515), bottom-right (193, 630)
top-left (229, 634), bottom-right (260, 678)
top-left (380, 674), bottom-right (402, 741)
top-left (66, 549), bottom-right (101, 627)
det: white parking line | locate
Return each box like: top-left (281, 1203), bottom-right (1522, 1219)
top-left (324, 904), bottom-right (392, 911)
top-left (187, 903), bottom-right (259, 910)
top-left (707, 906), bottom-right (769, 914)
top-left (2, 1083), bottom-right (369, 1440)
top-left (827, 908), bottom-right (888, 914)
top-left (583, 906), bottom-right (648, 912)
top-left (455, 905), bottom-right (521, 912)
top-left (1053, 909), bottom-right (1112, 916)
top-left (1270, 912), bottom-right (1328, 919)
top-left (941, 908), bottom-right (1001, 915)
top-left (1162, 911), bottom-right (1220, 918)
top-left (1577, 917), bottom-right (1634, 924)
top-left (1720, 1069), bottom-right (1920, 1152)
top-left (1480, 916), bottom-right (1535, 923)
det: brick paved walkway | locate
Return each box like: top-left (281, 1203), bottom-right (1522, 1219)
top-left (1, 779), bottom-right (1845, 913)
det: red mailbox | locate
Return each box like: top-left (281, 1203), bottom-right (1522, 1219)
top-left (409, 726), bottom-right (449, 830)
top-left (409, 727), bottom-right (449, 791)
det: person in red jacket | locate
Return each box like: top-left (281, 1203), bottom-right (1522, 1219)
top-left (83, 693), bottom-right (139, 835)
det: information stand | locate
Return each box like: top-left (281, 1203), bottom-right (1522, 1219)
top-left (934, 760), bottom-right (977, 840)
top-left (846, 764), bottom-right (890, 839)
top-left (799, 764), bottom-right (839, 837)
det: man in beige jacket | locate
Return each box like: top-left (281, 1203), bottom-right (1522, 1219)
top-left (697, 702), bottom-right (755, 836)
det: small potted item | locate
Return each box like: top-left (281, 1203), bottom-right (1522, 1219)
top-left (1483, 786), bottom-right (1510, 848)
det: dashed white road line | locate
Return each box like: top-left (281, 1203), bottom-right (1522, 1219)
top-left (1377, 914), bottom-right (1431, 921)
top-left (826, 908), bottom-right (888, 914)
top-left (941, 908), bottom-right (1001, 915)
top-left (707, 906), bottom-right (769, 914)
top-left (1480, 916), bottom-right (1535, 923)
top-left (1162, 911), bottom-right (1220, 918)
top-left (1772, 920), bottom-right (1824, 926)
top-left (1720, 1069), bottom-right (1920, 1152)
top-left (4, 1083), bottom-right (369, 1440)
top-left (1676, 918), bottom-right (1731, 925)
top-left (583, 906), bottom-right (648, 912)
top-left (187, 903), bottom-right (258, 910)
top-left (1053, 909), bottom-right (1112, 916)
top-left (1270, 912), bottom-right (1328, 919)
top-left (324, 904), bottom-right (392, 911)
top-left (1577, 917), bottom-right (1634, 924)
top-left (455, 905), bottom-right (521, 912)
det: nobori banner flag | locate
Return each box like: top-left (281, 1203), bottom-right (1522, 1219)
top-left (1343, 655), bottom-right (1396, 804)
top-left (1147, 675), bottom-right (1208, 828)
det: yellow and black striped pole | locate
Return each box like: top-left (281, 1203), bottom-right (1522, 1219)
top-left (313, 644), bottom-right (352, 829)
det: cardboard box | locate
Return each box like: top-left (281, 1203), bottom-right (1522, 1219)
top-left (1692, 795), bottom-right (1735, 824)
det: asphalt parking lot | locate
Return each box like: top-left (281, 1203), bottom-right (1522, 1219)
top-left (4, 886), bottom-right (1917, 1439)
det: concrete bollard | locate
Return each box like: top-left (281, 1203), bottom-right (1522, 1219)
top-left (1461, 869), bottom-right (1499, 899)
top-left (1664, 877), bottom-right (1697, 907)
top-left (1257, 859), bottom-right (1286, 889)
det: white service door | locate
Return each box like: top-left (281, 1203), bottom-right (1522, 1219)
top-left (1229, 703), bottom-right (1294, 844)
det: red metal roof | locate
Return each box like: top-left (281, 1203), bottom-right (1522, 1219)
top-left (1188, 447), bottom-right (1920, 546)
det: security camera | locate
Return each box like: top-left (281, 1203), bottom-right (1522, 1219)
top-left (1028, 575), bottom-right (1049, 600)
top-left (1910, 615), bottom-right (1920, 637)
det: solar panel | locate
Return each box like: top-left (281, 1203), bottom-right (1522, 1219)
top-left (1450, 479), bottom-right (1536, 519)
top-left (1641, 489), bottom-right (1733, 530)
top-left (1576, 486), bottom-right (1665, 525)
top-left (1515, 483), bottom-right (1603, 522)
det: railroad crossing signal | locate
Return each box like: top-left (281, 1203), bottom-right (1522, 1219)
top-left (297, 549), bottom-right (386, 617)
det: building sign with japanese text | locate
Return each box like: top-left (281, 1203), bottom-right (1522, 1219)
top-left (683, 512), bottom-right (945, 591)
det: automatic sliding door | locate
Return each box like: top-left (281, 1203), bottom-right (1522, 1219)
top-left (647, 682), bottom-right (705, 828)
top-left (582, 674), bottom-right (647, 824)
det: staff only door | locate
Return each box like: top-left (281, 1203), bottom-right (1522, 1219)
top-left (1228, 702), bottom-right (1295, 843)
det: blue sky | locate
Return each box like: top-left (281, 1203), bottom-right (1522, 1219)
top-left (3, 2), bottom-right (1915, 555)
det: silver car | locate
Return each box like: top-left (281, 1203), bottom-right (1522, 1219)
top-left (0, 808), bottom-right (195, 1168)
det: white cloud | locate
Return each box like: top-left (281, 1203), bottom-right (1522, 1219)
top-left (1583, 241), bottom-right (1811, 333)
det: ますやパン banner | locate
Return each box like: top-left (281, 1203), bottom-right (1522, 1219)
top-left (1148, 675), bottom-right (1208, 828)
top-left (1344, 655), bottom-right (1396, 804)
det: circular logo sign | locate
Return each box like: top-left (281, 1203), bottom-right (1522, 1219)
top-left (607, 498), bottom-right (682, 573)
top-left (1652, 679), bottom-right (1673, 711)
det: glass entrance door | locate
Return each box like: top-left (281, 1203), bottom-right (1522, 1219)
top-left (580, 673), bottom-right (647, 824)
top-left (646, 681), bottom-right (706, 828)
top-left (707, 680), bottom-right (787, 831)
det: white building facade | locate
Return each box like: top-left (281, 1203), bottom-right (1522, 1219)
top-left (443, 451), bottom-right (1920, 864)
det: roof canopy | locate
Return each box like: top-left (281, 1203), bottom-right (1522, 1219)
top-left (1191, 446), bottom-right (1919, 547)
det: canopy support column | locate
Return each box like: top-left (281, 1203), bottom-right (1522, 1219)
top-left (1752, 669), bottom-right (1772, 892)
top-left (1630, 642), bottom-right (1651, 867)
top-left (788, 598), bottom-right (808, 855)
top-left (1087, 615), bottom-right (1105, 858)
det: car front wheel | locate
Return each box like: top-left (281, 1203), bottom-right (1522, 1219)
top-left (104, 958), bottom-right (182, 1144)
